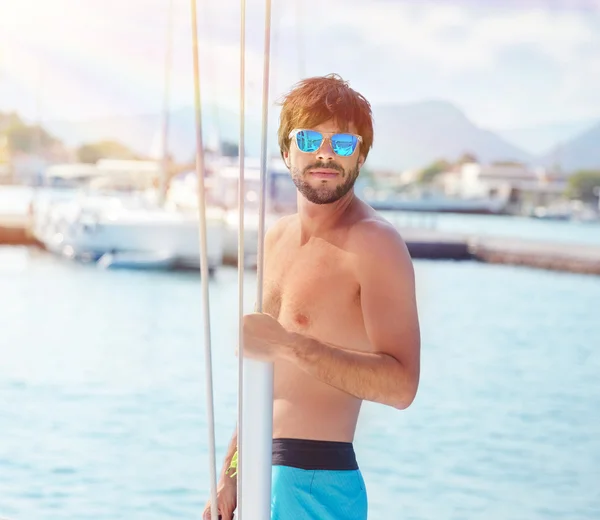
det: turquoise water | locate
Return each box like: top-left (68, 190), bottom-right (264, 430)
top-left (1, 247), bottom-right (599, 520)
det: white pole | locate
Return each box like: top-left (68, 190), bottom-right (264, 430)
top-left (236, 0), bottom-right (246, 516)
top-left (190, 2), bottom-right (219, 519)
top-left (239, 0), bottom-right (274, 517)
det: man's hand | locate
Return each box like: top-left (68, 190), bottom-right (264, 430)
top-left (241, 312), bottom-right (292, 362)
top-left (202, 477), bottom-right (237, 520)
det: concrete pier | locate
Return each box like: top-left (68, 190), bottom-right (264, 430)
top-left (397, 228), bottom-right (472, 261)
top-left (397, 226), bottom-right (600, 276)
top-left (468, 236), bottom-right (600, 276)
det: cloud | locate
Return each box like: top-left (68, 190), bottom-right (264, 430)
top-left (284, 0), bottom-right (600, 126)
top-left (314, 1), bottom-right (597, 72)
top-left (0, 0), bottom-right (303, 120)
top-left (1, 0), bottom-right (599, 129)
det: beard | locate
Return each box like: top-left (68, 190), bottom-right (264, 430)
top-left (290, 160), bottom-right (360, 205)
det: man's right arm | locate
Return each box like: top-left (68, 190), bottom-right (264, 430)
top-left (203, 429), bottom-right (238, 519)
top-left (218, 428), bottom-right (238, 485)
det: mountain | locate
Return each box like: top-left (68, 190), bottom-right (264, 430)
top-left (367, 101), bottom-right (533, 170)
top-left (45, 109), bottom-right (222, 162)
top-left (540, 122), bottom-right (600, 172)
top-left (44, 100), bottom-right (535, 170)
top-left (44, 105), bottom-right (278, 163)
top-left (495, 119), bottom-right (598, 156)
top-left (46, 113), bottom-right (162, 157)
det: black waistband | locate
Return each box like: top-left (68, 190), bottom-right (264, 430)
top-left (272, 438), bottom-right (358, 471)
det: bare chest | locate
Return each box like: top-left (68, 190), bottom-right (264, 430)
top-left (262, 239), bottom-right (364, 343)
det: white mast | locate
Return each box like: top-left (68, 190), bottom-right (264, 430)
top-left (239, 0), bottom-right (274, 517)
top-left (158, 0), bottom-right (173, 206)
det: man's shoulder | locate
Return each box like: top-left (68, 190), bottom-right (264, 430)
top-left (347, 214), bottom-right (408, 256)
top-left (265, 213), bottom-right (297, 245)
top-left (345, 213), bottom-right (414, 279)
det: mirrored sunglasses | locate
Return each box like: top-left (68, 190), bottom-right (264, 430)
top-left (289, 129), bottom-right (362, 157)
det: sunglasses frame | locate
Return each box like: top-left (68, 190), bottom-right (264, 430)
top-left (289, 128), bottom-right (363, 157)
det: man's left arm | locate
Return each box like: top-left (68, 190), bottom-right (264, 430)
top-left (282, 222), bottom-right (421, 409)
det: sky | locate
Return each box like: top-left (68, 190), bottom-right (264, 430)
top-left (1, 0), bottom-right (600, 133)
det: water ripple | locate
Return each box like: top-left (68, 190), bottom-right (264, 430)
top-left (1, 251), bottom-right (599, 519)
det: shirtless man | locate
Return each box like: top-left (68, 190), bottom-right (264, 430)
top-left (203, 74), bottom-right (420, 520)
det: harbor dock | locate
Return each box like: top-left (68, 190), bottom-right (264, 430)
top-left (400, 228), bottom-right (600, 275)
top-left (2, 215), bottom-right (599, 276)
top-left (398, 228), bottom-right (472, 260)
top-left (468, 236), bottom-right (600, 275)
top-left (396, 227), bottom-right (600, 275)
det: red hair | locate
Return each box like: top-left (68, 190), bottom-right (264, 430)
top-left (277, 74), bottom-right (374, 160)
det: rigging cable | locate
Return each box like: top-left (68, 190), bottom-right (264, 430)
top-left (190, 1), bottom-right (219, 519)
top-left (239, 0), bottom-right (274, 517)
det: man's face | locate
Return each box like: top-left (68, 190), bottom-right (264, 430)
top-left (283, 119), bottom-right (365, 205)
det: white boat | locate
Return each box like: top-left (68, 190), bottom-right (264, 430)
top-left (30, 189), bottom-right (145, 244)
top-left (30, 159), bottom-right (164, 248)
top-left (96, 250), bottom-right (180, 270)
top-left (167, 157), bottom-right (296, 266)
top-left (40, 200), bottom-right (225, 271)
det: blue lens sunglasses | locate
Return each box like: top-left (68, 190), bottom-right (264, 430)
top-left (289, 129), bottom-right (362, 157)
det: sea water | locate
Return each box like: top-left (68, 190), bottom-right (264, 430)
top-left (0, 247), bottom-right (599, 520)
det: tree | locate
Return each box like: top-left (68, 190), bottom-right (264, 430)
top-left (76, 140), bottom-right (140, 163)
top-left (456, 152), bottom-right (478, 165)
top-left (1, 111), bottom-right (59, 154)
top-left (566, 170), bottom-right (600, 203)
top-left (417, 159), bottom-right (451, 184)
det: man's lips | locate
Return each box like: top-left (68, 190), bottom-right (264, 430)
top-left (309, 169), bottom-right (339, 179)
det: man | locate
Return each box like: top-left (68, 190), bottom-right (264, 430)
top-left (203, 74), bottom-right (420, 520)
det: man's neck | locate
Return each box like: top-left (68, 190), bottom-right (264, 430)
top-left (297, 190), bottom-right (356, 241)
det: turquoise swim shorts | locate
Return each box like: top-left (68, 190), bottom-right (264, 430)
top-left (270, 438), bottom-right (368, 520)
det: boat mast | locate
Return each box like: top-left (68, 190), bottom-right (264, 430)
top-left (239, 0), bottom-right (274, 517)
top-left (159, 0), bottom-right (173, 206)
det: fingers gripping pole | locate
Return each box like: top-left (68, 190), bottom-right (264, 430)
top-left (190, 2), bottom-right (219, 519)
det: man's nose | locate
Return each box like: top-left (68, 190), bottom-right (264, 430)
top-left (317, 137), bottom-right (335, 161)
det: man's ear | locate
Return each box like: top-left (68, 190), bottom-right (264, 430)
top-left (358, 155), bottom-right (365, 170)
top-left (283, 150), bottom-right (291, 169)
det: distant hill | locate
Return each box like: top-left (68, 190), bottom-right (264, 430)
top-left (495, 119), bottom-right (598, 156)
top-left (45, 100), bottom-right (538, 171)
top-left (368, 101), bottom-right (533, 170)
top-left (540, 122), bottom-right (600, 172)
top-left (45, 110), bottom-right (207, 163)
top-left (44, 105), bottom-right (277, 163)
